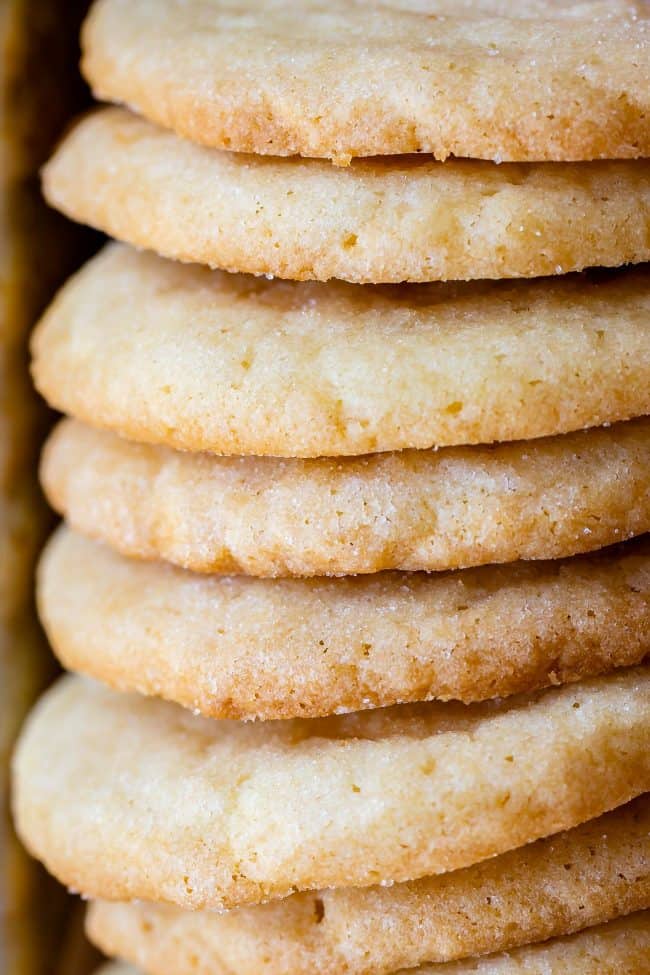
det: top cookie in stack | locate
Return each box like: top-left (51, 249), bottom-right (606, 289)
top-left (13, 2), bottom-right (650, 974)
top-left (42, 0), bottom-right (650, 284)
top-left (81, 0), bottom-right (650, 164)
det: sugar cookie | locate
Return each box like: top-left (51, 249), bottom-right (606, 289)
top-left (32, 245), bottom-right (650, 457)
top-left (13, 670), bottom-right (650, 910)
top-left (41, 418), bottom-right (650, 577)
top-left (39, 527), bottom-right (650, 719)
top-left (42, 109), bottom-right (650, 284)
top-left (87, 795), bottom-right (650, 975)
top-left (81, 0), bottom-right (650, 163)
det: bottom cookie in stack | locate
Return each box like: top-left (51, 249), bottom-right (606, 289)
top-left (424, 914), bottom-right (650, 975)
top-left (91, 913), bottom-right (650, 975)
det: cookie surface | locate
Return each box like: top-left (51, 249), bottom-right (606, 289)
top-left (42, 418), bottom-right (650, 577)
top-left (42, 109), bottom-right (650, 284)
top-left (40, 527), bottom-right (650, 720)
top-left (88, 796), bottom-right (650, 975)
top-left (13, 669), bottom-right (650, 911)
top-left (428, 912), bottom-right (650, 974)
top-left (32, 245), bottom-right (650, 457)
top-left (81, 0), bottom-right (650, 163)
top-left (85, 914), bottom-right (650, 975)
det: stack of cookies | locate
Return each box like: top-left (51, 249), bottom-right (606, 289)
top-left (11, 1), bottom-right (650, 972)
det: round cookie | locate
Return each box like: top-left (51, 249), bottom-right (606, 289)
top-left (87, 796), bottom-right (650, 975)
top-left (81, 0), bottom-right (650, 163)
top-left (42, 108), bottom-right (650, 285)
top-left (85, 913), bottom-right (650, 975)
top-left (40, 527), bottom-right (650, 720)
top-left (41, 417), bottom-right (650, 577)
top-left (13, 669), bottom-right (650, 911)
top-left (32, 244), bottom-right (650, 457)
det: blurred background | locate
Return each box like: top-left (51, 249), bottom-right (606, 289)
top-left (2, 3), bottom-right (99, 972)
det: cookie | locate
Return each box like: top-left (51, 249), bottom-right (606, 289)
top-left (42, 108), bottom-right (650, 285)
top-left (39, 527), bottom-right (650, 720)
top-left (32, 245), bottom-right (650, 458)
top-left (87, 795), bottom-right (650, 975)
top-left (84, 913), bottom-right (650, 975)
top-left (41, 418), bottom-right (650, 577)
top-left (12, 669), bottom-right (650, 911)
top-left (80, 0), bottom-right (650, 163)
top-left (426, 913), bottom-right (650, 974)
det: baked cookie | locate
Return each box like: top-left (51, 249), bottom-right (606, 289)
top-left (12, 669), bottom-right (650, 910)
top-left (39, 527), bottom-right (650, 720)
top-left (41, 417), bottom-right (650, 577)
top-left (87, 795), bottom-right (650, 975)
top-left (84, 913), bottom-right (650, 975)
top-left (81, 0), bottom-right (650, 163)
top-left (42, 109), bottom-right (650, 284)
top-left (424, 913), bottom-right (650, 973)
top-left (32, 245), bottom-right (650, 457)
